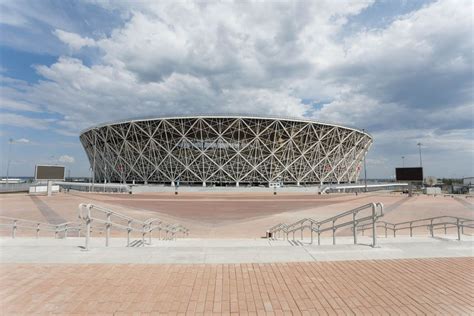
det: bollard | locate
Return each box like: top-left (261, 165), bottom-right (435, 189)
top-left (332, 220), bottom-right (336, 245)
top-left (353, 213), bottom-right (357, 245)
top-left (64, 224), bottom-right (68, 239)
top-left (393, 225), bottom-right (396, 238)
top-left (409, 223), bottom-right (413, 237)
top-left (127, 220), bottom-right (132, 247)
top-left (12, 220), bottom-right (17, 239)
top-left (105, 213), bottom-right (111, 247)
top-left (36, 223), bottom-right (40, 238)
top-left (457, 218), bottom-right (461, 241)
top-left (430, 219), bottom-right (434, 237)
top-left (444, 223), bottom-right (447, 235)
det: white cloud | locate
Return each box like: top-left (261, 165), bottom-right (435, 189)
top-left (14, 138), bottom-right (30, 144)
top-left (58, 155), bottom-right (75, 164)
top-left (54, 29), bottom-right (96, 51)
top-left (1, 0), bottom-right (472, 177)
top-left (0, 113), bottom-right (54, 130)
top-left (0, 98), bottom-right (40, 112)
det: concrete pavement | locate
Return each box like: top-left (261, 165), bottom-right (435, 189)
top-left (1, 235), bottom-right (472, 264)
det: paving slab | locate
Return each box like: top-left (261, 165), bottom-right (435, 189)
top-left (1, 258), bottom-right (473, 314)
top-left (1, 235), bottom-right (472, 264)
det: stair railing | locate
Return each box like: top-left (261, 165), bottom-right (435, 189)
top-left (78, 203), bottom-right (189, 250)
top-left (358, 216), bottom-right (473, 240)
top-left (0, 216), bottom-right (81, 239)
top-left (268, 202), bottom-right (384, 247)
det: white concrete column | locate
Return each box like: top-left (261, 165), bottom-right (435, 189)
top-left (47, 180), bottom-right (52, 197)
top-left (202, 182), bottom-right (206, 187)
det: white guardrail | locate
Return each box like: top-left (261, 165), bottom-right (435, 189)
top-left (268, 202), bottom-right (384, 247)
top-left (0, 216), bottom-right (82, 238)
top-left (78, 203), bottom-right (188, 250)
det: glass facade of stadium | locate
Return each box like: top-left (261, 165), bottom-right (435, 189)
top-left (80, 116), bottom-right (372, 186)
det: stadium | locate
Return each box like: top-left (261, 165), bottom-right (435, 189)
top-left (79, 115), bottom-right (373, 186)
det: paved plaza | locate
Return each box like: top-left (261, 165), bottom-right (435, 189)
top-left (1, 235), bottom-right (473, 264)
top-left (1, 257), bottom-right (473, 315)
top-left (0, 191), bottom-right (473, 314)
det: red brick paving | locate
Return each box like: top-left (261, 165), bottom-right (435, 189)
top-left (1, 257), bottom-right (473, 315)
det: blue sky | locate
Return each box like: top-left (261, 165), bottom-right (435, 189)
top-left (0, 0), bottom-right (472, 179)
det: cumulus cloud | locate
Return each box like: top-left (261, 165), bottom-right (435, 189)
top-left (0, 98), bottom-right (40, 112)
top-left (54, 29), bottom-right (96, 51)
top-left (58, 155), bottom-right (75, 163)
top-left (0, 113), bottom-right (54, 130)
top-left (1, 0), bottom-right (472, 177)
top-left (14, 138), bottom-right (30, 144)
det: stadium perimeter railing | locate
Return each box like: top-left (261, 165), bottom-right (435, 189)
top-left (357, 216), bottom-right (474, 240)
top-left (268, 202), bottom-right (384, 247)
top-left (77, 203), bottom-right (188, 250)
top-left (0, 204), bottom-right (189, 250)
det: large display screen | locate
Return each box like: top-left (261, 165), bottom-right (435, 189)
top-left (395, 167), bottom-right (423, 181)
top-left (35, 165), bottom-right (65, 180)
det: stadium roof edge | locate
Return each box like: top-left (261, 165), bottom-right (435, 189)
top-left (80, 114), bottom-right (372, 138)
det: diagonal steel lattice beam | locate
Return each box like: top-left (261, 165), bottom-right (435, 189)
top-left (80, 116), bottom-right (373, 185)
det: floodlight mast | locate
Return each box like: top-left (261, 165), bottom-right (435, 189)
top-left (417, 142), bottom-right (423, 187)
top-left (363, 129), bottom-right (367, 192)
top-left (6, 138), bottom-right (13, 185)
top-left (92, 129), bottom-right (97, 192)
top-left (417, 143), bottom-right (423, 167)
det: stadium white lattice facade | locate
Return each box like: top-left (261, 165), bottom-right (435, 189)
top-left (80, 116), bottom-right (372, 186)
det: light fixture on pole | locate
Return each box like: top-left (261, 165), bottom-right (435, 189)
top-left (6, 138), bottom-right (13, 185)
top-left (417, 142), bottom-right (423, 167)
top-left (362, 129), bottom-right (368, 193)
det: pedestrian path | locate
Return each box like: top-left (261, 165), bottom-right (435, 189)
top-left (2, 258), bottom-right (473, 314)
top-left (1, 235), bottom-right (472, 264)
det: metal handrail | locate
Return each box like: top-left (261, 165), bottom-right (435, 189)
top-left (0, 216), bottom-right (82, 239)
top-left (78, 203), bottom-right (189, 250)
top-left (358, 215), bottom-right (473, 240)
top-left (269, 202), bottom-right (384, 247)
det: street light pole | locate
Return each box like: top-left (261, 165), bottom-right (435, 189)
top-left (6, 138), bottom-right (13, 185)
top-left (363, 154), bottom-right (367, 192)
top-left (92, 130), bottom-right (97, 192)
top-left (362, 129), bottom-right (367, 193)
top-left (402, 156), bottom-right (405, 167)
top-left (417, 143), bottom-right (423, 167)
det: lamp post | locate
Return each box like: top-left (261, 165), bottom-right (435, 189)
top-left (362, 129), bottom-right (368, 193)
top-left (92, 130), bottom-right (97, 192)
top-left (417, 143), bottom-right (423, 167)
top-left (6, 138), bottom-right (13, 185)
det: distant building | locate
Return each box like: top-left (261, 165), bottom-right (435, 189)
top-left (462, 177), bottom-right (474, 186)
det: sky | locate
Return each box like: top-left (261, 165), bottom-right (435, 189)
top-left (0, 0), bottom-right (472, 179)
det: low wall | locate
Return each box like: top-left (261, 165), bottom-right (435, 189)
top-left (131, 185), bottom-right (321, 194)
